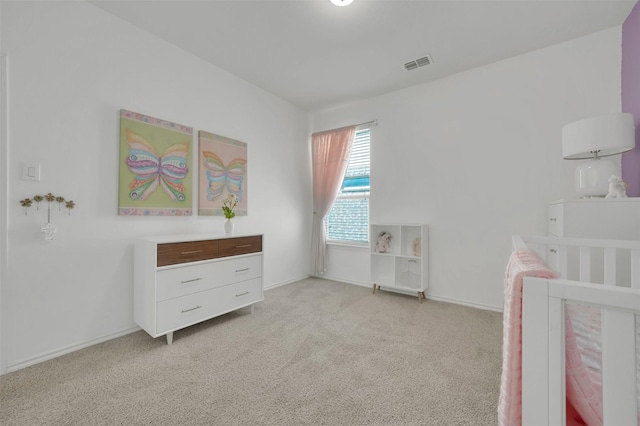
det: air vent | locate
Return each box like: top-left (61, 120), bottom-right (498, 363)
top-left (404, 54), bottom-right (433, 71)
top-left (404, 61), bottom-right (419, 71)
top-left (416, 56), bottom-right (431, 67)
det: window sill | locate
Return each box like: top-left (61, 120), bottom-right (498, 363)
top-left (327, 240), bottom-right (369, 250)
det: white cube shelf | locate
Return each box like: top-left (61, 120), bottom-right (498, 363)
top-left (370, 224), bottom-right (428, 302)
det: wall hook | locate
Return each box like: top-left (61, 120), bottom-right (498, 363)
top-left (20, 193), bottom-right (76, 241)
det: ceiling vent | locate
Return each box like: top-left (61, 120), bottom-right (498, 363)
top-left (404, 55), bottom-right (433, 71)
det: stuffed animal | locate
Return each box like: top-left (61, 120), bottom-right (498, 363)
top-left (375, 231), bottom-right (392, 253)
top-left (605, 175), bottom-right (628, 198)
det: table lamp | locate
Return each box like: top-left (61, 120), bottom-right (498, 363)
top-left (562, 113), bottom-right (635, 197)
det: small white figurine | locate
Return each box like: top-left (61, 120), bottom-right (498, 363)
top-left (413, 238), bottom-right (422, 257)
top-left (605, 175), bottom-right (628, 198)
top-left (375, 231), bottom-right (392, 253)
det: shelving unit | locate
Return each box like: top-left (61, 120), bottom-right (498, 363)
top-left (370, 224), bottom-right (428, 302)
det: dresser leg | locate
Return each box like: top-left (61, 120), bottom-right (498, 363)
top-left (250, 304), bottom-right (254, 314)
top-left (418, 291), bottom-right (425, 303)
top-left (372, 284), bottom-right (377, 294)
top-left (166, 332), bottom-right (173, 345)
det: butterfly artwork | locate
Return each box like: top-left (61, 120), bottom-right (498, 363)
top-left (126, 130), bottom-right (190, 202)
top-left (197, 130), bottom-right (248, 216)
top-left (118, 109), bottom-right (193, 216)
top-left (202, 151), bottom-right (246, 202)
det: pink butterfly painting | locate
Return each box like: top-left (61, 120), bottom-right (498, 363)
top-left (197, 130), bottom-right (248, 216)
top-left (126, 129), bottom-right (189, 201)
top-left (202, 150), bottom-right (246, 202)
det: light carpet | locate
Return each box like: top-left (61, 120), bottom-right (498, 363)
top-left (0, 278), bottom-right (503, 425)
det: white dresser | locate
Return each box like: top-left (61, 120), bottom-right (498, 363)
top-left (134, 233), bottom-right (263, 344)
top-left (548, 198), bottom-right (640, 239)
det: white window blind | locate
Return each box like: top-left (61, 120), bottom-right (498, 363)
top-left (326, 128), bottom-right (370, 243)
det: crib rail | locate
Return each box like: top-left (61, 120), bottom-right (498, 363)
top-left (513, 235), bottom-right (640, 289)
top-left (515, 235), bottom-right (640, 425)
top-left (522, 277), bottom-right (640, 425)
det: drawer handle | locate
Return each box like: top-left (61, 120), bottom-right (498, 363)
top-left (181, 277), bottom-right (202, 284)
top-left (235, 291), bottom-right (250, 297)
top-left (181, 305), bottom-right (202, 313)
top-left (235, 244), bottom-right (252, 248)
top-left (181, 250), bottom-right (203, 255)
top-left (549, 249), bottom-right (557, 253)
top-left (549, 218), bottom-right (557, 222)
top-left (235, 268), bottom-right (250, 273)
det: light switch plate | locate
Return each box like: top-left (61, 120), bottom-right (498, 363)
top-left (21, 163), bottom-right (40, 182)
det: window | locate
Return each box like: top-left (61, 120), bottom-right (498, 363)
top-left (326, 128), bottom-right (370, 244)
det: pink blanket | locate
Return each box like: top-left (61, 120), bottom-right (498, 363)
top-left (498, 249), bottom-right (556, 426)
top-left (499, 250), bottom-right (608, 426)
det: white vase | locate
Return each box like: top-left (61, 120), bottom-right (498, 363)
top-left (224, 219), bottom-right (234, 234)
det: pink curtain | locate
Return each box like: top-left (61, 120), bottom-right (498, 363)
top-left (310, 126), bottom-right (356, 275)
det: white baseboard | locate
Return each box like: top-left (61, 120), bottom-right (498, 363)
top-left (315, 275), bottom-right (370, 288)
top-left (264, 274), bottom-right (310, 291)
top-left (425, 294), bottom-right (503, 313)
top-left (321, 278), bottom-right (503, 313)
top-left (6, 326), bottom-right (141, 374)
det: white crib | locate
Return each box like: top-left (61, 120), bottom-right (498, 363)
top-left (513, 235), bottom-right (640, 425)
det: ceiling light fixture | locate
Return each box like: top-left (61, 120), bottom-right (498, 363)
top-left (330, 0), bottom-right (353, 6)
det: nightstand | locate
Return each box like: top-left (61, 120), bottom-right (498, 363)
top-left (547, 199), bottom-right (640, 283)
top-left (548, 198), bottom-right (640, 240)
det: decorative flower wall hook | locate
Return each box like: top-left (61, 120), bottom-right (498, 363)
top-left (19, 193), bottom-right (77, 240)
top-left (20, 194), bottom-right (76, 215)
top-left (65, 200), bottom-right (75, 215)
top-left (33, 195), bottom-right (43, 210)
top-left (20, 198), bottom-right (32, 215)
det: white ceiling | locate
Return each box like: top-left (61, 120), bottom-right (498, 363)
top-left (90, 0), bottom-right (637, 112)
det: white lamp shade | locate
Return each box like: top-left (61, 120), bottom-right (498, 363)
top-left (562, 113), bottom-right (635, 159)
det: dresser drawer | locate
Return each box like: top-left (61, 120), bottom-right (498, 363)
top-left (547, 203), bottom-right (563, 237)
top-left (156, 254), bottom-right (263, 302)
top-left (156, 278), bottom-right (263, 334)
top-left (157, 240), bottom-right (219, 267)
top-left (219, 236), bottom-right (262, 257)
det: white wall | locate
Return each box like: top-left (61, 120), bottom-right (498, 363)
top-left (315, 28), bottom-right (623, 310)
top-left (0, 1), bottom-right (311, 372)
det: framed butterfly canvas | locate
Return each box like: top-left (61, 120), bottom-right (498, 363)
top-left (118, 110), bottom-right (193, 216)
top-left (198, 131), bottom-right (248, 216)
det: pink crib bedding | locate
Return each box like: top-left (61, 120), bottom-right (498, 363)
top-left (499, 249), bottom-right (640, 426)
top-left (567, 304), bottom-right (640, 425)
top-left (499, 249), bottom-right (556, 426)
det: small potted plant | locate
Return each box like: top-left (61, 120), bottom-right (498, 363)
top-left (222, 194), bottom-right (238, 233)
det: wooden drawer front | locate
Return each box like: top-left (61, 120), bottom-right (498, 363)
top-left (157, 240), bottom-right (219, 267)
top-left (547, 204), bottom-right (563, 237)
top-left (219, 236), bottom-right (262, 257)
top-left (156, 278), bottom-right (263, 334)
top-left (156, 254), bottom-right (263, 302)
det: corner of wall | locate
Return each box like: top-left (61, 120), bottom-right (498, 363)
top-left (622, 1), bottom-right (640, 196)
top-left (0, 53), bottom-right (8, 375)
